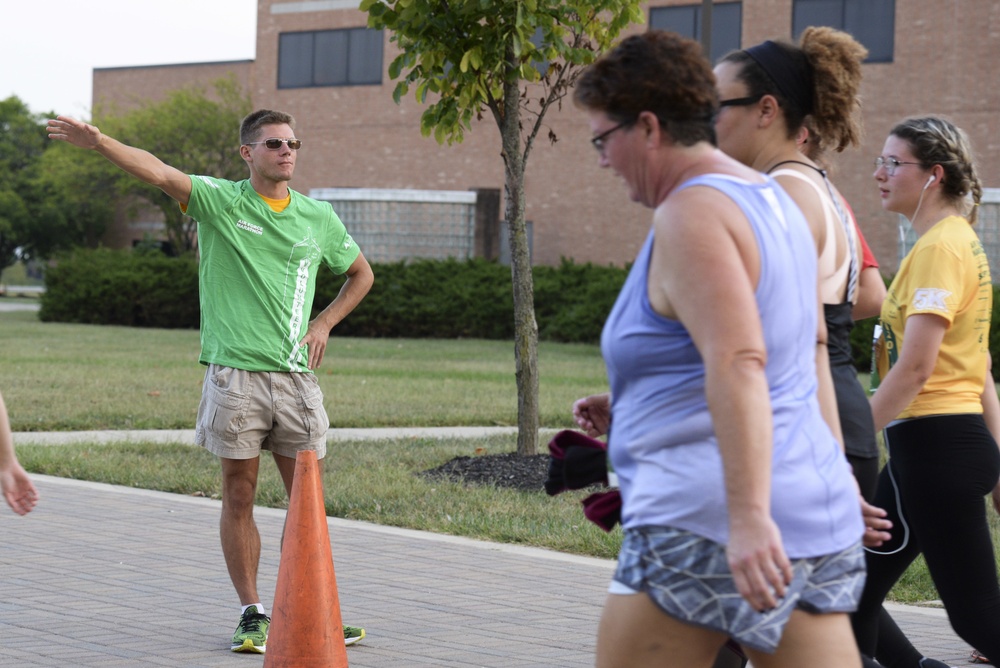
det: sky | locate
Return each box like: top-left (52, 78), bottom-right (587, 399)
top-left (3, 0), bottom-right (258, 119)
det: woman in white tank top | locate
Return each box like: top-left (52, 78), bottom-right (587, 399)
top-left (713, 28), bottom-right (952, 668)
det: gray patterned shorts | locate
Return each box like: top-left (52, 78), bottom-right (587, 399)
top-left (612, 525), bottom-right (865, 653)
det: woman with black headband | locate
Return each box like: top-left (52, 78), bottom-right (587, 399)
top-left (713, 29), bottom-right (952, 668)
top-left (715, 29), bottom-right (873, 485)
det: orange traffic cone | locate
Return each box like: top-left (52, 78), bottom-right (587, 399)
top-left (264, 450), bottom-right (348, 667)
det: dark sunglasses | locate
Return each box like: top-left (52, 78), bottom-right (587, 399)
top-left (718, 95), bottom-right (763, 107)
top-left (246, 138), bottom-right (303, 150)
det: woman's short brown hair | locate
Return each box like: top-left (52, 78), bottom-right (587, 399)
top-left (574, 31), bottom-right (718, 147)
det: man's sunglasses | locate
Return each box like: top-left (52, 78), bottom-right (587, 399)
top-left (245, 138), bottom-right (303, 150)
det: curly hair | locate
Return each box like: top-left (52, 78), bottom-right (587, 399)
top-left (891, 116), bottom-right (983, 225)
top-left (720, 27), bottom-right (866, 151)
top-left (240, 109), bottom-right (296, 145)
top-left (801, 27), bottom-right (866, 152)
top-left (574, 31), bottom-right (718, 147)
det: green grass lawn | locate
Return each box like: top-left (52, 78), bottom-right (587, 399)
top-left (0, 310), bottom-right (608, 432)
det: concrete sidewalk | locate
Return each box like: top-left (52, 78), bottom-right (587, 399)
top-left (12, 427), bottom-right (523, 447)
top-left (0, 431), bottom-right (980, 667)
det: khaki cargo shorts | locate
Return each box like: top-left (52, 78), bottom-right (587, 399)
top-left (195, 364), bottom-right (330, 460)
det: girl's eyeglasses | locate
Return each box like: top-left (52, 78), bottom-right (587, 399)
top-left (874, 156), bottom-right (921, 176)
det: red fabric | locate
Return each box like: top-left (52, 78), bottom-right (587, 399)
top-left (843, 198), bottom-right (878, 270)
top-left (581, 490), bottom-right (622, 532)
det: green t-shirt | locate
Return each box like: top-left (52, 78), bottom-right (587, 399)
top-left (185, 175), bottom-right (360, 372)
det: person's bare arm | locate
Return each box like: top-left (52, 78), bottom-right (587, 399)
top-left (299, 252), bottom-right (375, 370)
top-left (47, 116), bottom-right (192, 205)
top-left (648, 188), bottom-right (791, 612)
top-left (815, 298), bottom-right (844, 446)
top-left (0, 391), bottom-right (38, 515)
top-left (869, 314), bottom-right (947, 432)
top-left (852, 266), bottom-right (887, 321)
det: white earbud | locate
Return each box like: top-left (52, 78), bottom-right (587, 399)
top-left (923, 174), bottom-right (936, 190)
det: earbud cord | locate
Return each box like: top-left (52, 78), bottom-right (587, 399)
top-left (909, 186), bottom-right (929, 229)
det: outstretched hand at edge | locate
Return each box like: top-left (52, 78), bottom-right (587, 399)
top-left (46, 116), bottom-right (103, 150)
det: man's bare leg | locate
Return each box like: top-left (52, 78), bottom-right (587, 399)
top-left (220, 456), bottom-right (262, 605)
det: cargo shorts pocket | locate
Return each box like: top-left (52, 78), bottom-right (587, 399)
top-left (199, 368), bottom-right (252, 441)
top-left (295, 374), bottom-right (329, 441)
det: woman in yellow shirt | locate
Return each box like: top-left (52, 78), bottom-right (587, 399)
top-left (853, 116), bottom-right (1000, 664)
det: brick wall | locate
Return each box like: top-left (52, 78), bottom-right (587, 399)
top-left (92, 0), bottom-right (1000, 271)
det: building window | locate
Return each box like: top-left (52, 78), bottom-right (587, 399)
top-left (278, 28), bottom-right (383, 88)
top-left (792, 0), bottom-right (895, 63)
top-left (649, 3), bottom-right (742, 64)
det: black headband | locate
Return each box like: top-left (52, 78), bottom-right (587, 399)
top-left (743, 40), bottom-right (814, 116)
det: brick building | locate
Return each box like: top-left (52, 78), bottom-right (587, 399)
top-left (93, 0), bottom-right (1000, 272)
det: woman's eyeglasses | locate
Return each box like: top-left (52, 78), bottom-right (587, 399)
top-left (246, 138), bottom-right (303, 150)
top-left (874, 156), bottom-right (921, 176)
top-left (591, 121), bottom-right (632, 152)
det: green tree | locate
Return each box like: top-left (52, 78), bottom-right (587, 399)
top-left (29, 139), bottom-right (120, 259)
top-left (0, 97), bottom-right (51, 272)
top-left (362, 0), bottom-right (643, 455)
top-left (0, 96), bottom-right (116, 269)
top-left (97, 76), bottom-right (251, 254)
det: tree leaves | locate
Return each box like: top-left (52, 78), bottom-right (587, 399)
top-left (365, 0), bottom-right (643, 146)
top-left (94, 76), bottom-right (251, 254)
top-left (362, 0), bottom-right (643, 457)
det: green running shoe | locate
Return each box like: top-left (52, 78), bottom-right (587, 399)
top-left (344, 624), bottom-right (366, 646)
top-left (231, 605), bottom-right (270, 653)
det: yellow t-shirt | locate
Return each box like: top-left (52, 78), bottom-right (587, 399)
top-left (873, 215), bottom-right (992, 417)
top-left (259, 192), bottom-right (291, 213)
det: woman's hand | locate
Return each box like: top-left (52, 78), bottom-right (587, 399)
top-left (860, 496), bottom-right (892, 547)
top-left (727, 513), bottom-right (793, 611)
top-left (572, 393), bottom-right (611, 437)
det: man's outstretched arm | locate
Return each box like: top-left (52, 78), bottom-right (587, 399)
top-left (47, 116), bottom-right (192, 206)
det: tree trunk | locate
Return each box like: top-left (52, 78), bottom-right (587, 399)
top-left (700, 0), bottom-right (713, 58)
top-left (500, 59), bottom-right (540, 457)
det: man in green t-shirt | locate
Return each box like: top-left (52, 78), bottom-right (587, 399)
top-left (48, 109), bottom-right (374, 654)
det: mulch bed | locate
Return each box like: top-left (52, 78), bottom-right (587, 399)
top-left (420, 452), bottom-right (551, 492)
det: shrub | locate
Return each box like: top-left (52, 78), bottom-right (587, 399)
top-left (40, 251), bottom-right (627, 344)
top-left (315, 257), bottom-right (628, 343)
top-left (51, 250), bottom-right (1000, 380)
top-left (315, 258), bottom-right (515, 339)
top-left (533, 259), bottom-right (629, 343)
top-left (850, 316), bottom-right (878, 373)
top-left (40, 248), bottom-right (199, 328)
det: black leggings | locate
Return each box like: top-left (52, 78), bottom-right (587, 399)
top-left (848, 453), bottom-right (924, 667)
top-left (852, 414), bottom-right (1000, 662)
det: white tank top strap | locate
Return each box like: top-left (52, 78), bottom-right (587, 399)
top-left (769, 168), bottom-right (855, 304)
